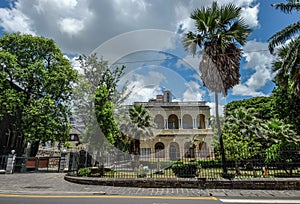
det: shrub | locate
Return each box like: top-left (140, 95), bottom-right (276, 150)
top-left (171, 160), bottom-right (200, 178)
top-left (77, 167), bottom-right (91, 177)
top-left (63, 141), bottom-right (72, 148)
top-left (196, 160), bottom-right (221, 169)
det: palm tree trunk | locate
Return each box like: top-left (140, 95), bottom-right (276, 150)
top-left (215, 92), bottom-right (227, 174)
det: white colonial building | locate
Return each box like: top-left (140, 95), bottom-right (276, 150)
top-left (137, 90), bottom-right (214, 161)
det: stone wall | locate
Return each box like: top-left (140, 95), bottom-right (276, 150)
top-left (64, 175), bottom-right (300, 190)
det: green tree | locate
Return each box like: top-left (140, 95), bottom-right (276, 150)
top-left (221, 108), bottom-right (263, 160)
top-left (95, 84), bottom-right (119, 145)
top-left (261, 119), bottom-right (300, 145)
top-left (0, 33), bottom-right (77, 156)
top-left (73, 54), bottom-right (130, 154)
top-left (225, 96), bottom-right (274, 120)
top-left (264, 119), bottom-right (300, 175)
top-left (269, 0), bottom-right (300, 97)
top-left (221, 97), bottom-right (300, 175)
top-left (183, 2), bottom-right (251, 174)
top-left (87, 55), bottom-right (131, 153)
top-left (272, 85), bottom-right (300, 135)
top-left (224, 98), bottom-right (299, 147)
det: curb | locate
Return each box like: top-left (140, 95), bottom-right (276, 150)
top-left (0, 190), bottom-right (106, 196)
top-left (64, 175), bottom-right (300, 190)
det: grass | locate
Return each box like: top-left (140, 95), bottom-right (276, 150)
top-left (102, 167), bottom-right (300, 179)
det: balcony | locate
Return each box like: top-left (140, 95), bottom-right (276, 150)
top-left (153, 128), bottom-right (214, 136)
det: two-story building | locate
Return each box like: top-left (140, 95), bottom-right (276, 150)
top-left (136, 90), bottom-right (214, 161)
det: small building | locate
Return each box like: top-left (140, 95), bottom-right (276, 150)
top-left (138, 90), bottom-right (214, 160)
top-left (68, 126), bottom-right (81, 147)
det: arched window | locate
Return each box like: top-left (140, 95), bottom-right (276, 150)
top-left (154, 114), bottom-right (164, 129)
top-left (169, 142), bottom-right (180, 160)
top-left (182, 114), bottom-right (193, 129)
top-left (184, 142), bottom-right (195, 158)
top-left (155, 142), bottom-right (165, 158)
top-left (197, 114), bottom-right (205, 129)
top-left (168, 114), bottom-right (179, 129)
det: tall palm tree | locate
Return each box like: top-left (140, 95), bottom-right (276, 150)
top-left (269, 0), bottom-right (300, 97)
top-left (273, 43), bottom-right (300, 95)
top-left (183, 2), bottom-right (251, 174)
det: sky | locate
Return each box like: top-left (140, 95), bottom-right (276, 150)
top-left (0, 0), bottom-right (299, 116)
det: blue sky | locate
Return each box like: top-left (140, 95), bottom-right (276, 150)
top-left (0, 0), bottom-right (298, 115)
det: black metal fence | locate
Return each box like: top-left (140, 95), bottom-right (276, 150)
top-left (0, 149), bottom-right (98, 173)
top-left (1, 148), bottom-right (299, 179)
top-left (85, 148), bottom-right (300, 179)
top-left (0, 155), bottom-right (61, 173)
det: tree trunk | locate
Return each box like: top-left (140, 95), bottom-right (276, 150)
top-left (29, 141), bottom-right (40, 157)
top-left (134, 139), bottom-right (140, 155)
top-left (215, 92), bottom-right (227, 174)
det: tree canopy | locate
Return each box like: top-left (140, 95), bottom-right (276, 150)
top-left (269, 0), bottom-right (300, 97)
top-left (0, 32), bottom-right (77, 155)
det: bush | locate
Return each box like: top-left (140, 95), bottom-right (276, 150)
top-left (63, 141), bottom-right (72, 148)
top-left (196, 160), bottom-right (221, 169)
top-left (171, 160), bottom-right (200, 178)
top-left (77, 167), bottom-right (91, 177)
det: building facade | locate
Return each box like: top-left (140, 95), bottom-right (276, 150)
top-left (137, 91), bottom-right (214, 161)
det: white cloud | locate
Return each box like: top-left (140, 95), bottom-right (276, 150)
top-left (123, 82), bottom-right (162, 105)
top-left (58, 18), bottom-right (84, 36)
top-left (112, 0), bottom-right (150, 21)
top-left (232, 84), bottom-right (266, 97)
top-left (136, 71), bottom-right (166, 86)
top-left (34, 0), bottom-right (78, 12)
top-left (177, 54), bottom-right (201, 71)
top-left (93, 29), bottom-right (177, 64)
top-left (121, 71), bottom-right (166, 105)
top-left (246, 68), bottom-right (272, 90)
top-left (0, 0), bottom-right (259, 54)
top-left (0, 5), bottom-right (35, 34)
top-left (231, 40), bottom-right (275, 97)
top-left (207, 102), bottom-right (225, 117)
top-left (182, 81), bottom-right (205, 101)
top-left (64, 55), bottom-right (81, 73)
top-left (241, 3), bottom-right (260, 28)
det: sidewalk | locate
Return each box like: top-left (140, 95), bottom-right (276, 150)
top-left (0, 173), bottom-right (299, 199)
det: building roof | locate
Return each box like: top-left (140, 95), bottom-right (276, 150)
top-left (70, 126), bottom-right (81, 135)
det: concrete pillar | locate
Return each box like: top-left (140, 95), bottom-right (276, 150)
top-left (165, 119), bottom-right (168, 129)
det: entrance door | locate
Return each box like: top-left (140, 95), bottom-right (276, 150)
top-left (169, 142), bottom-right (180, 161)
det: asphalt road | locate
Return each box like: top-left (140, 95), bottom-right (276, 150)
top-left (0, 173), bottom-right (300, 204)
top-left (0, 195), bottom-right (221, 204)
top-left (1, 194), bottom-right (300, 204)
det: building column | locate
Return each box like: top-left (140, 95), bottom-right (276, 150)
top-left (179, 118), bottom-right (182, 129)
top-left (164, 119), bottom-right (168, 129)
top-left (205, 118), bottom-right (209, 129)
top-left (193, 118), bottom-right (197, 129)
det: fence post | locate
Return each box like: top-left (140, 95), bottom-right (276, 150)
top-left (5, 150), bottom-right (16, 174)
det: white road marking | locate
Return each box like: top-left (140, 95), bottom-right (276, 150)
top-left (220, 199), bottom-right (300, 203)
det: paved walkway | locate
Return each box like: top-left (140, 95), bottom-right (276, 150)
top-left (0, 173), bottom-right (299, 199)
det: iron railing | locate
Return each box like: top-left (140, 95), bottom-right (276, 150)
top-left (88, 148), bottom-right (300, 179)
top-left (1, 148), bottom-right (299, 178)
